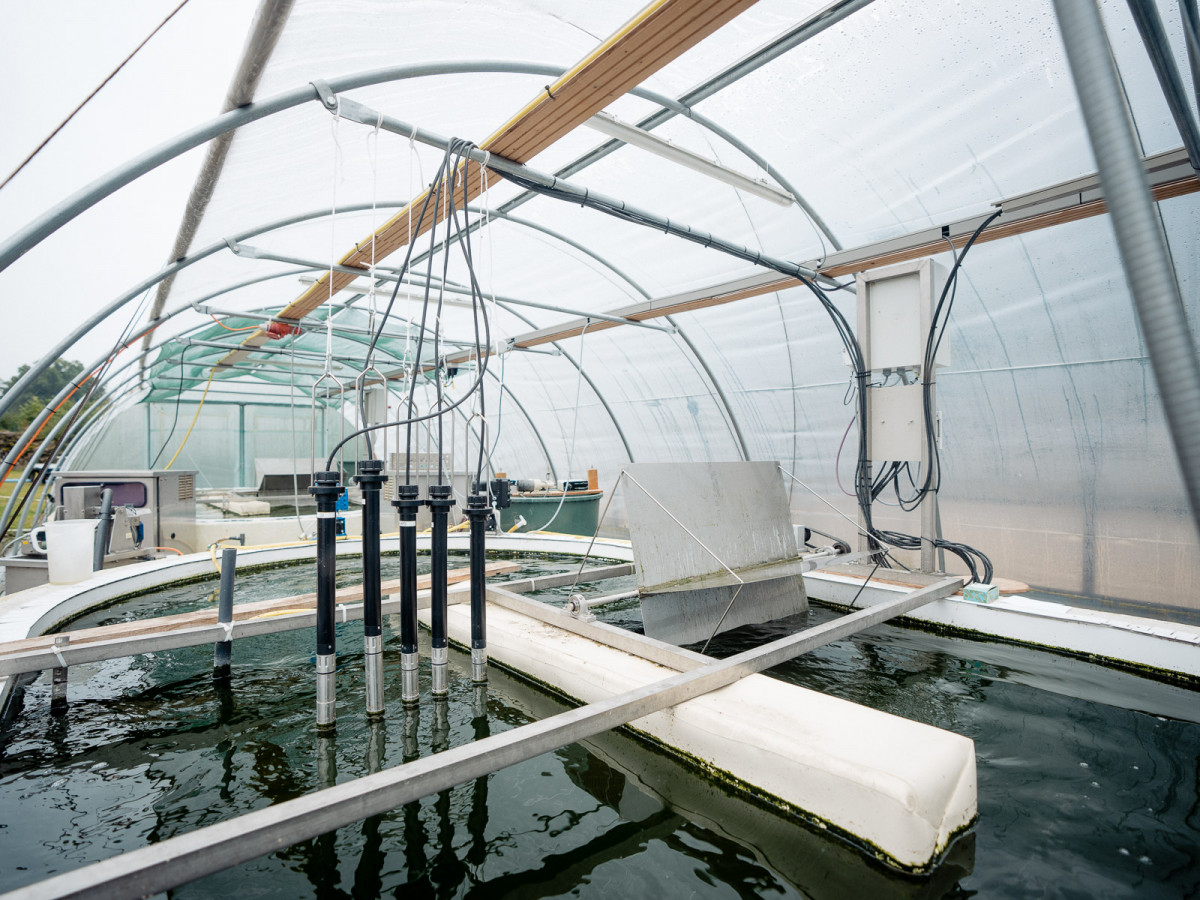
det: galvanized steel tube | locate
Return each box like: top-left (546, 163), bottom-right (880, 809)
top-left (1054, 0), bottom-right (1200, 535)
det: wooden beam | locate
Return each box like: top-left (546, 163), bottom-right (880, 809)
top-left (220, 0), bottom-right (761, 368)
top-left (434, 151), bottom-right (1200, 371)
top-left (817, 174), bottom-right (1200, 278)
top-left (0, 561), bottom-right (520, 657)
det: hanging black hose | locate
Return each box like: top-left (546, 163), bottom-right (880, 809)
top-left (498, 162), bottom-right (996, 583)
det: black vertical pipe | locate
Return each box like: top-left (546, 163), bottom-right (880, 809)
top-left (464, 493), bottom-right (491, 683)
top-left (310, 470), bottom-right (343, 729)
top-left (426, 484), bottom-right (455, 696)
top-left (392, 483), bottom-right (423, 704)
top-left (354, 460), bottom-right (387, 638)
top-left (354, 459), bottom-right (388, 717)
top-left (213, 545), bottom-right (236, 681)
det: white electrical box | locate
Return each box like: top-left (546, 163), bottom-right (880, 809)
top-left (856, 259), bottom-right (948, 463)
top-left (363, 384), bottom-right (388, 426)
top-left (868, 384), bottom-right (925, 462)
top-left (857, 259), bottom-right (948, 373)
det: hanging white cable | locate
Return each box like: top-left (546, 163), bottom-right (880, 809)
top-left (288, 338), bottom-right (305, 538)
top-left (481, 159), bottom-right (506, 468)
top-left (325, 98), bottom-right (342, 368)
top-left (535, 320), bottom-right (589, 533)
top-left (312, 100), bottom-right (345, 476)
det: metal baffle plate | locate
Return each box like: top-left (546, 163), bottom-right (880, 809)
top-left (624, 461), bottom-right (808, 646)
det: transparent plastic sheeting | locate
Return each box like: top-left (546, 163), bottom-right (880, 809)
top-left (39, 0), bottom-right (1200, 613)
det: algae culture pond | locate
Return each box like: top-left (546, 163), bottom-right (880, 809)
top-left (1, 552), bottom-right (1198, 898)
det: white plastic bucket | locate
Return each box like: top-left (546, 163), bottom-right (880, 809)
top-left (43, 520), bottom-right (98, 584)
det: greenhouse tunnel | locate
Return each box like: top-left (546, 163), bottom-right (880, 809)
top-left (3, 0), bottom-right (1197, 610)
top-left (1, 0), bottom-right (1200, 896)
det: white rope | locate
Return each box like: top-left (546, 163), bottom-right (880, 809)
top-left (777, 463), bottom-right (892, 548)
top-left (537, 321), bottom-right (589, 532)
top-left (325, 97), bottom-right (343, 372)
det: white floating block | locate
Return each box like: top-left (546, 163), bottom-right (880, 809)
top-left (441, 602), bottom-right (976, 872)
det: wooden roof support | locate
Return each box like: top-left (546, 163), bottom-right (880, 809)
top-left (435, 148), bottom-right (1200, 369)
top-left (220, 0), bottom-right (761, 368)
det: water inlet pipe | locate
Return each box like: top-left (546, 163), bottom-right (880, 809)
top-left (50, 635), bottom-right (69, 716)
top-left (427, 484), bottom-right (455, 697)
top-left (92, 488), bottom-right (114, 572)
top-left (392, 483), bottom-right (423, 705)
top-left (213, 546), bottom-right (237, 681)
top-left (354, 459), bottom-right (388, 717)
top-left (310, 471), bottom-right (344, 730)
top-left (464, 493), bottom-right (492, 683)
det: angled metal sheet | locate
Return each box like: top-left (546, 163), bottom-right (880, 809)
top-left (624, 461), bottom-right (806, 645)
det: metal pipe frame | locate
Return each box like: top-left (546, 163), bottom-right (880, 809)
top-left (514, 0), bottom-right (877, 251)
top-left (4, 299), bottom-right (312, 534)
top-left (225, 239), bottom-right (674, 333)
top-left (3, 260), bottom-right (410, 498)
top-left (1182, 0), bottom-right (1200, 122)
top-left (1125, 0), bottom-right (1200, 175)
top-left (142, 0), bottom-right (295, 344)
top-left (1054, 0), bottom-right (1200, 534)
top-left (0, 56), bottom-right (826, 418)
top-left (403, 207), bottom-right (748, 460)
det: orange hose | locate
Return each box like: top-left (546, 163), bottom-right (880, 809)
top-left (154, 546), bottom-right (184, 556)
top-left (0, 372), bottom-right (93, 488)
top-left (0, 318), bottom-right (166, 491)
top-left (209, 314), bottom-right (259, 332)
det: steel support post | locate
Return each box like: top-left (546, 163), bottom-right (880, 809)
top-left (1054, 0), bottom-right (1200, 536)
top-left (50, 635), bottom-right (69, 717)
top-left (213, 546), bottom-right (237, 681)
top-left (426, 484), bottom-right (455, 697)
top-left (392, 483), bottom-right (423, 704)
top-left (310, 471), bottom-right (344, 730)
top-left (354, 459), bottom-right (388, 717)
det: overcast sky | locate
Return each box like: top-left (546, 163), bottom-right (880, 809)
top-left (0, 0), bottom-right (258, 384)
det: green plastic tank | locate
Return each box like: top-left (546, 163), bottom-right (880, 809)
top-left (499, 491), bottom-right (603, 536)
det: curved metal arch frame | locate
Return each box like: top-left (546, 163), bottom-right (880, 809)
top-left (10, 304), bottom-right (564, 525)
top-left (362, 203), bottom-right (749, 460)
top-left (438, 205), bottom-right (752, 459)
top-left (0, 59), bottom-right (834, 424)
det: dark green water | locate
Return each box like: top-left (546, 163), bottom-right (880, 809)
top-left (1, 554), bottom-right (1198, 898)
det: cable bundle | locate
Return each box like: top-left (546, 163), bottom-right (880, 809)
top-left (500, 164), bottom-right (996, 583)
top-left (329, 139), bottom-right (493, 494)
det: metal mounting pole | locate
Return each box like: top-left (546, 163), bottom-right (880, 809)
top-left (392, 483), bottom-right (423, 705)
top-left (1054, 0), bottom-right (1200, 536)
top-left (354, 459), bottom-right (388, 717)
top-left (310, 471), bottom-right (344, 730)
top-left (50, 635), bottom-right (69, 716)
top-left (92, 488), bottom-right (113, 572)
top-left (464, 493), bottom-right (492, 683)
top-left (426, 484), bottom-right (455, 697)
top-left (213, 546), bottom-right (237, 681)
